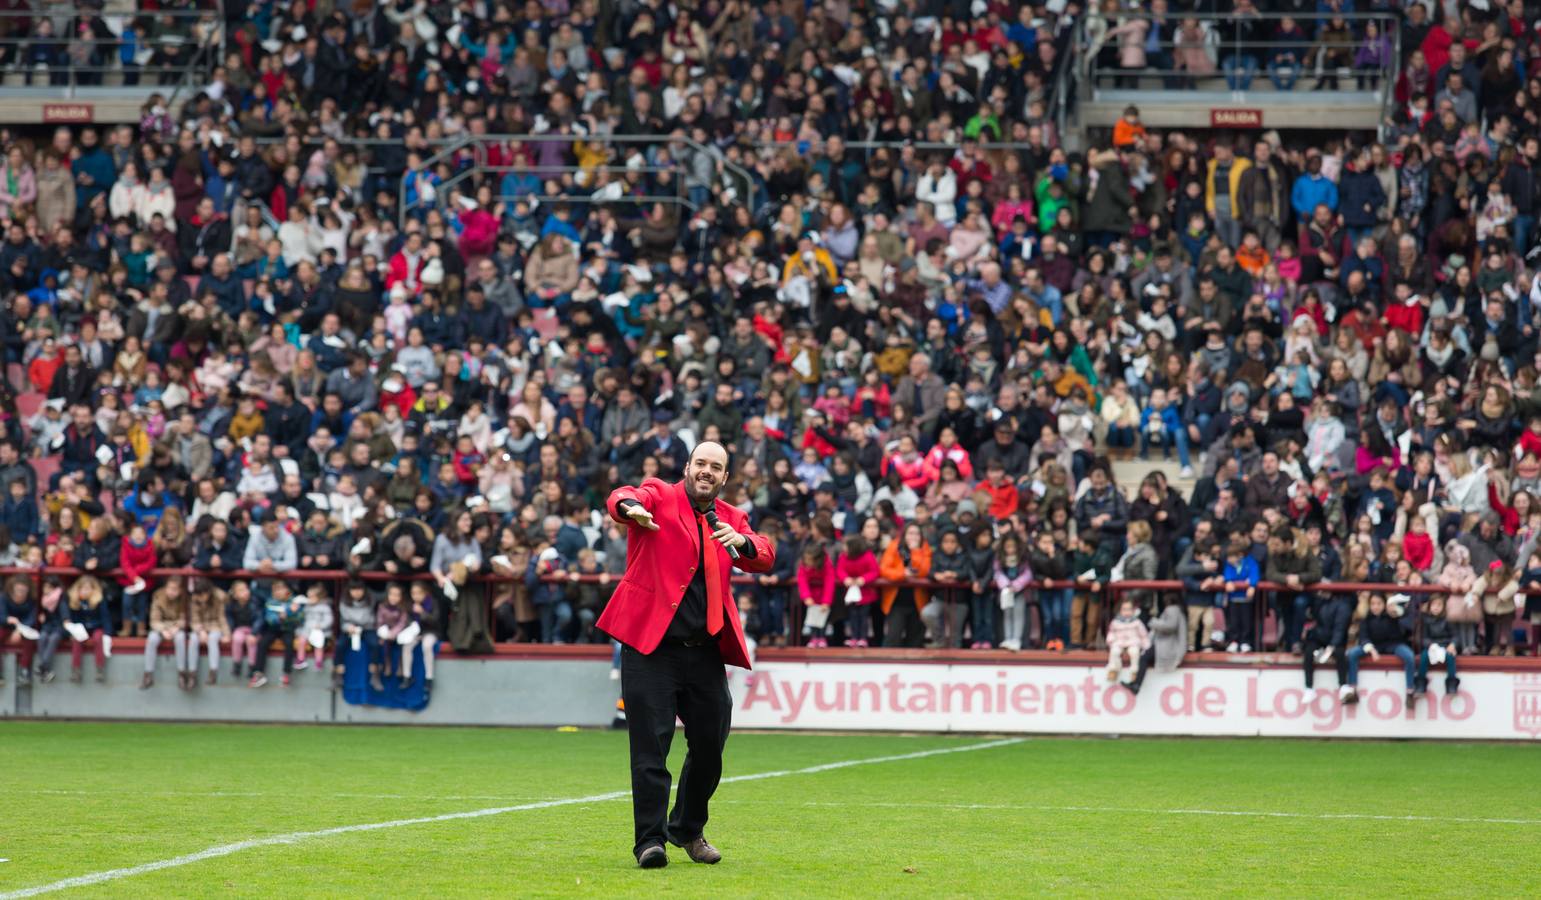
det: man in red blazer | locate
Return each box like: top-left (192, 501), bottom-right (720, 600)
top-left (598, 441), bottom-right (774, 870)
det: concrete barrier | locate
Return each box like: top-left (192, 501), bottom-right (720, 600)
top-left (4, 656), bottom-right (621, 728)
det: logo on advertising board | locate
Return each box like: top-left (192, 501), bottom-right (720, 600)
top-left (733, 663), bottom-right (1537, 740)
top-left (1515, 674), bottom-right (1541, 738)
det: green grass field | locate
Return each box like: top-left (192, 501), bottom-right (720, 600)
top-left (2, 722), bottom-right (1539, 898)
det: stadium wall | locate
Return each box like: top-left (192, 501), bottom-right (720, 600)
top-left (6, 650), bottom-right (1541, 739)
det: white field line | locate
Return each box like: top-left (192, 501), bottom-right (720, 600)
top-left (719, 800), bottom-right (1541, 827)
top-left (0, 738), bottom-right (1023, 898)
top-left (8, 788), bottom-right (566, 802)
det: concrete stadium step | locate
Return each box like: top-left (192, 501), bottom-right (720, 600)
top-left (1111, 456), bottom-right (1195, 498)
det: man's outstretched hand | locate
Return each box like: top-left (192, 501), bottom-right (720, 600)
top-left (626, 504), bottom-right (660, 530)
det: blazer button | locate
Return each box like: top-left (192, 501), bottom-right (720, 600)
top-left (671, 602), bottom-right (679, 608)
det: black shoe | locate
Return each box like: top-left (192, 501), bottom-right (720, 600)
top-left (1446, 676), bottom-right (1461, 695)
top-left (637, 844), bottom-right (668, 868)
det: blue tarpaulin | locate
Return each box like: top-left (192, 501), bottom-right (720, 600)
top-left (339, 641), bottom-right (432, 711)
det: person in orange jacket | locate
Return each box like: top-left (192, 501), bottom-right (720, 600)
top-left (1235, 230), bottom-right (1271, 277)
top-left (879, 523), bottom-right (931, 647)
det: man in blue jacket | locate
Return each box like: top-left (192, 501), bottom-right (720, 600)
top-left (1290, 154), bottom-right (1338, 221)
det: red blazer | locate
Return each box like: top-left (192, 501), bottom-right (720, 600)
top-left (597, 478), bottom-right (774, 669)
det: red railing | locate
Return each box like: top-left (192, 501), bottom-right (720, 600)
top-left (0, 566), bottom-right (1499, 652)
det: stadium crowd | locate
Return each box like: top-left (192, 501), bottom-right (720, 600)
top-left (0, 0), bottom-right (1538, 711)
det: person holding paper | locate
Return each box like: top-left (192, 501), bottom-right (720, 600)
top-left (333, 580), bottom-right (380, 690)
top-left (1, 575), bottom-right (40, 684)
top-left (294, 584), bottom-right (335, 675)
top-left (117, 522), bottom-right (156, 637)
top-left (27, 579), bottom-right (67, 683)
top-left (796, 542), bottom-right (837, 647)
top-left (375, 583), bottom-right (413, 688)
top-left (599, 441), bottom-right (775, 869)
top-left (63, 575), bottom-right (112, 683)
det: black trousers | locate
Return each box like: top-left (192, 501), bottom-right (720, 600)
top-left (255, 627), bottom-right (296, 675)
top-left (883, 602), bottom-right (924, 647)
top-left (621, 640), bottom-right (732, 857)
top-left (1301, 630), bottom-right (1349, 689)
top-left (1127, 645), bottom-right (1158, 693)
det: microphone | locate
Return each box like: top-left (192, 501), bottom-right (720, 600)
top-left (703, 509), bottom-right (740, 559)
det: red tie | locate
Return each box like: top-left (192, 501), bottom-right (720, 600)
top-left (700, 513), bottom-right (723, 636)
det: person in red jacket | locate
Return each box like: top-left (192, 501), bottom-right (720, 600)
top-left (598, 441), bottom-right (774, 870)
top-left (117, 522), bottom-right (157, 637)
top-left (835, 534), bottom-right (879, 647)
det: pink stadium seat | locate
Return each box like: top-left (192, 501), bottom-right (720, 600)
top-left (16, 392), bottom-right (44, 419)
top-left (31, 455), bottom-right (60, 495)
top-left (531, 308), bottom-right (560, 341)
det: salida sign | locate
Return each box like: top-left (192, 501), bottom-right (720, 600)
top-left (733, 664), bottom-right (1541, 740)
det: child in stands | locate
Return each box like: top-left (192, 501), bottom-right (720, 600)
top-left (30, 578), bottom-right (67, 683)
top-left (251, 579), bottom-right (302, 688)
top-left (142, 575), bottom-right (188, 690)
top-left (1222, 536), bottom-right (1259, 652)
top-left (1416, 593), bottom-right (1460, 696)
top-left (187, 577), bottom-right (224, 686)
top-left (376, 583), bottom-right (412, 682)
top-left (798, 542), bottom-right (836, 647)
top-left (1342, 592), bottom-right (1417, 708)
top-left (1105, 598), bottom-right (1150, 684)
top-left (405, 579), bottom-right (439, 692)
top-left (334, 579), bottom-right (379, 690)
top-left (295, 583), bottom-right (335, 672)
top-left (836, 534), bottom-right (879, 647)
top-left (224, 580), bottom-right (260, 679)
top-left (63, 574), bottom-right (111, 683)
top-left (1, 575), bottom-right (38, 684)
top-left (1439, 541), bottom-right (1481, 654)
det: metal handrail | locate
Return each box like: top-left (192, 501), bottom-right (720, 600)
top-left (0, 8), bottom-right (221, 17)
top-left (1377, 23), bottom-right (1403, 144)
top-left (434, 162), bottom-right (692, 217)
top-left (0, 0), bottom-right (223, 100)
top-left (0, 563), bottom-right (1506, 653)
top-left (397, 133), bottom-right (739, 227)
top-left (1076, 9), bottom-right (1399, 108)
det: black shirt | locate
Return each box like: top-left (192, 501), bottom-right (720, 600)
top-left (618, 497), bottom-right (756, 644)
top-left (667, 514), bottom-right (712, 643)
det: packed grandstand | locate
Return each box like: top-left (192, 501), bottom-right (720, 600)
top-left (0, 0), bottom-right (1537, 714)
